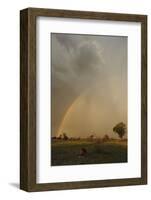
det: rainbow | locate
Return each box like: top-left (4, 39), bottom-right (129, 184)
top-left (56, 90), bottom-right (89, 137)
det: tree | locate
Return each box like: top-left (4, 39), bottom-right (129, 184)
top-left (58, 134), bottom-right (62, 139)
top-left (113, 122), bottom-right (126, 139)
top-left (102, 134), bottom-right (110, 142)
top-left (89, 134), bottom-right (94, 140)
top-left (63, 132), bottom-right (68, 140)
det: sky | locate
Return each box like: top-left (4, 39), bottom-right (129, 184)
top-left (51, 33), bottom-right (127, 138)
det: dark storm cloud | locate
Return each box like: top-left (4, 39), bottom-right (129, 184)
top-left (55, 34), bottom-right (79, 52)
top-left (52, 33), bottom-right (104, 94)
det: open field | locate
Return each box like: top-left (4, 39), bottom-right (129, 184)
top-left (51, 139), bottom-right (127, 166)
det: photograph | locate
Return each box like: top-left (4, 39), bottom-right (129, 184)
top-left (20, 7), bottom-right (147, 191)
top-left (51, 33), bottom-right (128, 166)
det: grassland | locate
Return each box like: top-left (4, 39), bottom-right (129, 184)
top-left (51, 139), bottom-right (127, 166)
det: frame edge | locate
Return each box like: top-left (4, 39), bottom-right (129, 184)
top-left (20, 8), bottom-right (29, 191)
top-left (20, 8), bottom-right (37, 192)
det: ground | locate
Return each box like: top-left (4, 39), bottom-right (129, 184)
top-left (51, 139), bottom-right (127, 166)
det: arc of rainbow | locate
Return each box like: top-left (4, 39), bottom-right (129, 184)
top-left (56, 89), bottom-right (89, 137)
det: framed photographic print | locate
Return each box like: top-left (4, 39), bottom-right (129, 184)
top-left (20, 8), bottom-right (147, 191)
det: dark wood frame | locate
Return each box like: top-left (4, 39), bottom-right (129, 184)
top-left (20, 7), bottom-right (147, 192)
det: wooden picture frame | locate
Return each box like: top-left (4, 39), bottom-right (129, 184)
top-left (20, 7), bottom-right (147, 192)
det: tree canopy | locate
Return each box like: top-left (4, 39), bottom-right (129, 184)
top-left (113, 122), bottom-right (126, 139)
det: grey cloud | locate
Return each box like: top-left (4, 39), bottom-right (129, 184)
top-left (52, 33), bottom-right (104, 93)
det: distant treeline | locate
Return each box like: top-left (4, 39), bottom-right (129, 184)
top-left (52, 133), bottom-right (127, 143)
